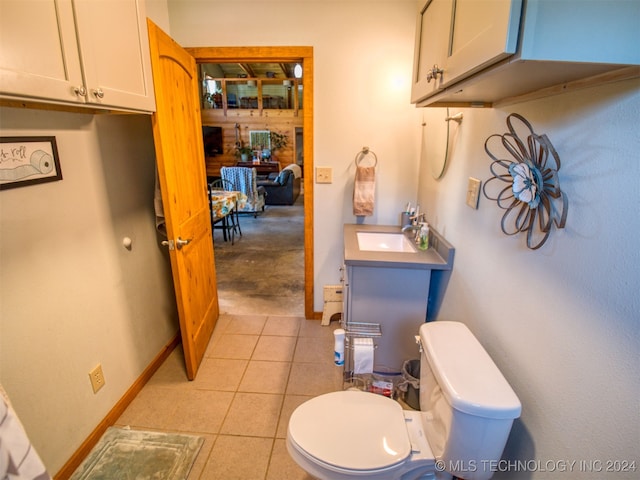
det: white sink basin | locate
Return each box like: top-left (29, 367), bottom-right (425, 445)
top-left (357, 232), bottom-right (417, 253)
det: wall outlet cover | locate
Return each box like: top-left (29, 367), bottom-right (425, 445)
top-left (89, 364), bottom-right (106, 393)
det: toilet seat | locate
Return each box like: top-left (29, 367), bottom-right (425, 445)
top-left (287, 390), bottom-right (436, 479)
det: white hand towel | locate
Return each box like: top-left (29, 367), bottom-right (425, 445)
top-left (353, 165), bottom-right (375, 216)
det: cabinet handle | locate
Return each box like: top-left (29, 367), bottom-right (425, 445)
top-left (426, 65), bottom-right (444, 83)
top-left (73, 86), bottom-right (86, 97)
top-left (92, 88), bottom-right (105, 99)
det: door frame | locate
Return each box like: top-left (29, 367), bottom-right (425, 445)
top-left (186, 46), bottom-right (314, 319)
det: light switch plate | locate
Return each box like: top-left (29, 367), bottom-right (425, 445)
top-left (316, 166), bottom-right (333, 184)
top-left (466, 177), bottom-right (481, 209)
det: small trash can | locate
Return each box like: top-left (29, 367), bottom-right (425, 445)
top-left (398, 359), bottom-right (421, 410)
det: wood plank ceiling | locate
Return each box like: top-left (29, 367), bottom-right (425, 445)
top-left (207, 62), bottom-right (299, 79)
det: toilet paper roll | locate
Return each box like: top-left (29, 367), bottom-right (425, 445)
top-left (353, 337), bottom-right (374, 374)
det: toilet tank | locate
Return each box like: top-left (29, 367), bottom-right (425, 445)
top-left (419, 322), bottom-right (521, 480)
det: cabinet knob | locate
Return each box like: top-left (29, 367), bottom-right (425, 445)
top-left (73, 86), bottom-right (87, 97)
top-left (92, 88), bottom-right (105, 99)
top-left (426, 65), bottom-right (444, 83)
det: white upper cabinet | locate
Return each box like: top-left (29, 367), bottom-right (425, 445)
top-left (445, 0), bottom-right (521, 85)
top-left (0, 0), bottom-right (155, 113)
top-left (411, 0), bottom-right (640, 107)
top-left (411, 0), bottom-right (455, 101)
top-left (73, 0), bottom-right (154, 112)
top-left (0, 1), bottom-right (83, 103)
top-left (411, 0), bottom-right (521, 103)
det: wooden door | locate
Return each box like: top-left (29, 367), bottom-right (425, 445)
top-left (147, 20), bottom-right (218, 380)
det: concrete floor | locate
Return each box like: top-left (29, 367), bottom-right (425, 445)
top-left (213, 194), bottom-right (305, 316)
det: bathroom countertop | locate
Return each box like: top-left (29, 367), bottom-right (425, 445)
top-left (343, 223), bottom-right (454, 270)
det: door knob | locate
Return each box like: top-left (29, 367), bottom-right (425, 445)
top-left (176, 237), bottom-right (192, 249)
top-left (161, 237), bottom-right (192, 250)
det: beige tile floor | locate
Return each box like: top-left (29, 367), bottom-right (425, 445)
top-left (115, 313), bottom-right (343, 480)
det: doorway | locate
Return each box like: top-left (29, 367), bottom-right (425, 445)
top-left (186, 46), bottom-right (315, 319)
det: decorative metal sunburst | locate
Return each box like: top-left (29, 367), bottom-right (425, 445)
top-left (482, 113), bottom-right (568, 250)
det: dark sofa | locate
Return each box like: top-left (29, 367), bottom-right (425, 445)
top-left (257, 168), bottom-right (301, 205)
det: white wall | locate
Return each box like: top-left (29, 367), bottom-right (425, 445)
top-left (0, 108), bottom-right (178, 474)
top-left (417, 79), bottom-right (640, 478)
top-left (146, 0), bottom-right (171, 33)
top-left (166, 0), bottom-right (422, 310)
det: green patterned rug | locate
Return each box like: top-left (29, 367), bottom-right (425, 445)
top-left (70, 427), bottom-right (204, 480)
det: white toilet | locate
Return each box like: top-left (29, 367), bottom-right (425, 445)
top-left (287, 321), bottom-right (521, 480)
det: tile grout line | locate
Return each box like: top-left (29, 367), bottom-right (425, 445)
top-left (194, 315), bottom-right (329, 478)
top-left (263, 318), bottom-right (303, 480)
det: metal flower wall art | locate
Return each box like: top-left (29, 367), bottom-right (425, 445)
top-left (482, 113), bottom-right (568, 250)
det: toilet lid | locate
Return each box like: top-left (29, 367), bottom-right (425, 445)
top-left (288, 390), bottom-right (411, 471)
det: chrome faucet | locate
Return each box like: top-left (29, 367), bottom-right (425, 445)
top-left (401, 212), bottom-right (425, 230)
top-left (401, 213), bottom-right (425, 241)
top-left (401, 224), bottom-right (420, 233)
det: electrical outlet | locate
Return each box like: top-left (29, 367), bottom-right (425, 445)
top-left (89, 364), bottom-right (106, 393)
top-left (466, 177), bottom-right (481, 209)
top-left (316, 166), bottom-right (333, 184)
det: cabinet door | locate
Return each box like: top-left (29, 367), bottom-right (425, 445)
top-left (444, 0), bottom-right (522, 86)
top-left (74, 0), bottom-right (155, 112)
top-left (411, 0), bottom-right (453, 103)
top-left (0, 0), bottom-right (84, 103)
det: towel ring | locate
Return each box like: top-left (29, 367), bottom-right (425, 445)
top-left (354, 147), bottom-right (378, 167)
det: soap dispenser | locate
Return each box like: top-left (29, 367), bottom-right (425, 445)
top-left (418, 222), bottom-right (429, 250)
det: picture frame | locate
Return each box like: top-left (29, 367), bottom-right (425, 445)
top-left (0, 136), bottom-right (62, 190)
top-left (249, 130), bottom-right (271, 150)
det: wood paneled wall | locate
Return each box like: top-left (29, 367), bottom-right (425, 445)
top-left (201, 108), bottom-right (303, 177)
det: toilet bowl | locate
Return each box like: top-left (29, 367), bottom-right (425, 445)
top-left (287, 390), bottom-right (439, 480)
top-left (286, 321), bottom-right (522, 480)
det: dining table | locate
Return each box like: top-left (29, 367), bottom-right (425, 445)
top-left (209, 189), bottom-right (247, 244)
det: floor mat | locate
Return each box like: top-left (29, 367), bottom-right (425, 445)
top-left (70, 427), bottom-right (203, 480)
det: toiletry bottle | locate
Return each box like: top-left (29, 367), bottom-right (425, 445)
top-left (418, 222), bottom-right (429, 250)
top-left (334, 329), bottom-right (345, 366)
